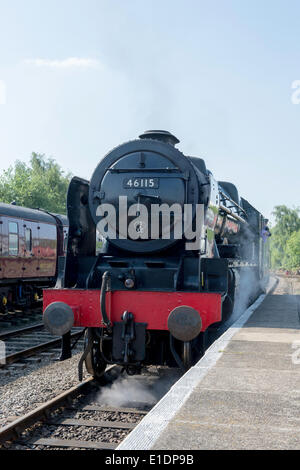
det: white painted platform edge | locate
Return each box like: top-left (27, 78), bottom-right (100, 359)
top-left (117, 277), bottom-right (278, 450)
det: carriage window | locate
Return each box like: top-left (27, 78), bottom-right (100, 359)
top-left (25, 228), bottom-right (32, 251)
top-left (9, 222), bottom-right (19, 255)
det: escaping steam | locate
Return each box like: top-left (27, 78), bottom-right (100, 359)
top-left (96, 369), bottom-right (181, 408)
top-left (232, 268), bottom-right (261, 317)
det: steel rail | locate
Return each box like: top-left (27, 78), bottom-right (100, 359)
top-left (0, 365), bottom-right (120, 448)
top-left (0, 330), bottom-right (83, 367)
top-left (0, 323), bottom-right (44, 340)
top-left (0, 377), bottom-right (95, 444)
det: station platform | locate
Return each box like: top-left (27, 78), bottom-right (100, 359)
top-left (118, 278), bottom-right (300, 450)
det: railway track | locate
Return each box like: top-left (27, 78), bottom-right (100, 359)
top-left (0, 303), bottom-right (43, 331)
top-left (0, 366), bottom-right (177, 450)
top-left (0, 324), bottom-right (84, 369)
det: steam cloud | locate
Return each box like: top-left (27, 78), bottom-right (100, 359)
top-left (232, 269), bottom-right (260, 317)
top-left (97, 370), bottom-right (181, 408)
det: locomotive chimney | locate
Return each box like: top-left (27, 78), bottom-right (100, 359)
top-left (139, 130), bottom-right (180, 146)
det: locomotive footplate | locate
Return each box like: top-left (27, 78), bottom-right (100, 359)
top-left (112, 311), bottom-right (147, 363)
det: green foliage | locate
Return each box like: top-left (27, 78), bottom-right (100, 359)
top-left (270, 205), bottom-right (300, 269)
top-left (285, 230), bottom-right (300, 269)
top-left (0, 153), bottom-right (71, 214)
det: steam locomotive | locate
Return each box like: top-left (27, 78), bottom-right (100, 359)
top-left (0, 203), bottom-right (68, 312)
top-left (43, 130), bottom-right (270, 378)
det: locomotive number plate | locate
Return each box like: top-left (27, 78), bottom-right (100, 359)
top-left (123, 177), bottom-right (159, 189)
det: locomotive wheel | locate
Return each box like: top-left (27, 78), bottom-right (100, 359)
top-left (84, 329), bottom-right (107, 380)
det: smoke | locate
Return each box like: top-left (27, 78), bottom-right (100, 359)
top-left (96, 369), bottom-right (181, 408)
top-left (232, 268), bottom-right (260, 317)
top-left (229, 219), bottom-right (266, 318)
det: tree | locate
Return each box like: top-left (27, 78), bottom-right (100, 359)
top-left (285, 230), bottom-right (300, 270)
top-left (270, 205), bottom-right (300, 268)
top-left (0, 153), bottom-right (72, 214)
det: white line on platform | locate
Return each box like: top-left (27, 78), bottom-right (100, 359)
top-left (117, 277), bottom-right (278, 450)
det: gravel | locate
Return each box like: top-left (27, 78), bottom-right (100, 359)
top-left (0, 351), bottom-right (88, 428)
top-left (38, 424), bottom-right (129, 443)
top-left (72, 410), bottom-right (143, 423)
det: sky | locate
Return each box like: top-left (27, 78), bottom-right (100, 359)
top-left (0, 0), bottom-right (300, 224)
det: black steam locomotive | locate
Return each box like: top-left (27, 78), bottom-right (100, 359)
top-left (44, 130), bottom-right (270, 378)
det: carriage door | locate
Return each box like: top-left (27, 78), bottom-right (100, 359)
top-left (38, 222), bottom-right (56, 277)
top-left (22, 221), bottom-right (34, 278)
top-left (30, 222), bottom-right (40, 275)
top-left (7, 220), bottom-right (21, 278)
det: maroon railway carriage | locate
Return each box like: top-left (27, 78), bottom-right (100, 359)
top-left (0, 202), bottom-right (68, 311)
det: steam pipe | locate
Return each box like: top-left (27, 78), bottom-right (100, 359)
top-left (219, 190), bottom-right (247, 216)
top-left (219, 204), bottom-right (248, 224)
